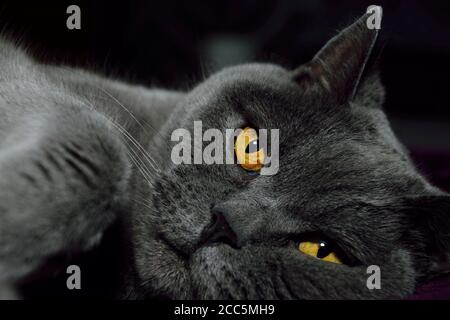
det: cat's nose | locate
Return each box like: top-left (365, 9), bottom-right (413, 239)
top-left (199, 210), bottom-right (239, 248)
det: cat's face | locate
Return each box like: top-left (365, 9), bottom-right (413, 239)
top-left (130, 13), bottom-right (450, 299)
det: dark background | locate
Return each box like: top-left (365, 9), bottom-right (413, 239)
top-left (0, 0), bottom-right (449, 190)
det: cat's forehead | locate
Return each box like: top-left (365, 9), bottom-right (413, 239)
top-left (187, 63), bottom-right (320, 128)
top-left (191, 63), bottom-right (293, 104)
top-left (213, 63), bottom-right (289, 82)
top-left (189, 63), bottom-right (386, 145)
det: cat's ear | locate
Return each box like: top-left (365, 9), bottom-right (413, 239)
top-left (404, 194), bottom-right (450, 274)
top-left (351, 69), bottom-right (385, 109)
top-left (293, 8), bottom-right (382, 104)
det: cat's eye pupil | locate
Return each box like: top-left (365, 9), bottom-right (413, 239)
top-left (316, 241), bottom-right (332, 259)
top-left (245, 139), bottom-right (259, 154)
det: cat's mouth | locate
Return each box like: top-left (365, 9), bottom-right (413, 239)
top-left (188, 244), bottom-right (275, 299)
top-left (157, 232), bottom-right (192, 260)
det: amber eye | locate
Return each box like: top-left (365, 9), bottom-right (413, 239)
top-left (298, 240), bottom-right (343, 264)
top-left (234, 127), bottom-right (265, 172)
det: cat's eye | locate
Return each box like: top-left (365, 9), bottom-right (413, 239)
top-left (298, 240), bottom-right (343, 264)
top-left (234, 127), bottom-right (265, 172)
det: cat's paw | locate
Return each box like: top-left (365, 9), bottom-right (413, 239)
top-left (0, 108), bottom-right (130, 283)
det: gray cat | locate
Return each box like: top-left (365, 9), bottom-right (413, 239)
top-left (0, 12), bottom-right (449, 299)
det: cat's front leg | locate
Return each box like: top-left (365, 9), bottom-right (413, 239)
top-left (0, 105), bottom-right (130, 283)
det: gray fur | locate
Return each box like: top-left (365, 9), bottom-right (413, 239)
top-left (0, 13), bottom-right (449, 299)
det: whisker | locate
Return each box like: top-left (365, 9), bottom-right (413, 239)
top-left (97, 86), bottom-right (171, 151)
top-left (94, 87), bottom-right (173, 154)
top-left (131, 198), bottom-right (154, 211)
top-left (134, 195), bottom-right (154, 207)
top-left (81, 99), bottom-right (161, 187)
top-left (115, 128), bottom-right (157, 184)
top-left (126, 145), bottom-right (154, 180)
top-left (127, 150), bottom-right (155, 187)
top-left (91, 93), bottom-right (162, 172)
top-left (84, 98), bottom-right (161, 171)
top-left (123, 138), bottom-right (157, 182)
top-left (113, 121), bottom-right (161, 172)
top-left (98, 86), bottom-right (147, 133)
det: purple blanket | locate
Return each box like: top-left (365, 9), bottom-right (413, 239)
top-left (407, 150), bottom-right (450, 299)
top-left (409, 274), bottom-right (450, 300)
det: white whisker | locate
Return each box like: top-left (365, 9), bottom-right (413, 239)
top-left (131, 198), bottom-right (154, 211)
top-left (94, 87), bottom-right (172, 153)
top-left (98, 86), bottom-right (147, 133)
top-left (81, 98), bottom-right (160, 187)
top-left (127, 150), bottom-right (155, 187)
top-left (93, 90), bottom-right (162, 172)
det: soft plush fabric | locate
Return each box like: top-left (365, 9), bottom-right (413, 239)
top-left (409, 274), bottom-right (450, 300)
top-left (412, 150), bottom-right (450, 194)
top-left (409, 150), bottom-right (450, 299)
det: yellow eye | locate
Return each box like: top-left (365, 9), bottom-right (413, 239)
top-left (234, 127), bottom-right (265, 172)
top-left (298, 240), bottom-right (343, 264)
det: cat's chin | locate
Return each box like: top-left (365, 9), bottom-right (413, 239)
top-left (188, 244), bottom-right (276, 299)
top-left (189, 244), bottom-right (243, 299)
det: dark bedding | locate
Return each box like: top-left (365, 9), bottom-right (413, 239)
top-left (408, 150), bottom-right (450, 299)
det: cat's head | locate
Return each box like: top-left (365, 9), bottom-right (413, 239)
top-left (131, 11), bottom-right (450, 299)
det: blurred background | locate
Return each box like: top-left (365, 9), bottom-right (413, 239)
top-left (0, 0), bottom-right (449, 191)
